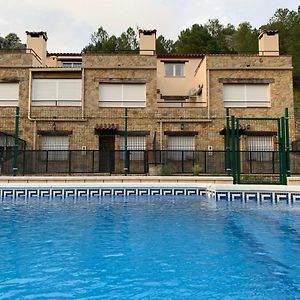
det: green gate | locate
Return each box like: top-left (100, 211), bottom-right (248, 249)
top-left (225, 108), bottom-right (290, 185)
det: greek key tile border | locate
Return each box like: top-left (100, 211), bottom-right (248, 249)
top-left (212, 191), bottom-right (300, 203)
top-left (1, 187), bottom-right (300, 204)
top-left (0, 187), bottom-right (206, 200)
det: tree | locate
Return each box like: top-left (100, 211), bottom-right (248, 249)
top-left (91, 26), bottom-right (109, 45)
top-left (83, 26), bottom-right (117, 52)
top-left (232, 22), bottom-right (258, 53)
top-left (83, 26), bottom-right (138, 52)
top-left (260, 7), bottom-right (300, 88)
top-left (156, 35), bottom-right (175, 54)
top-left (260, 8), bottom-right (297, 54)
top-left (287, 12), bottom-right (300, 89)
top-left (117, 27), bottom-right (138, 51)
top-left (205, 19), bottom-right (236, 53)
top-left (0, 32), bottom-right (23, 49)
top-left (175, 24), bottom-right (219, 53)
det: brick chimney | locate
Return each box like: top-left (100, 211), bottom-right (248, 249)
top-left (258, 30), bottom-right (279, 56)
top-left (26, 31), bottom-right (48, 65)
top-left (139, 29), bottom-right (156, 55)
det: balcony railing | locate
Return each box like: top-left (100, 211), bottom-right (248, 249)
top-left (157, 100), bottom-right (205, 108)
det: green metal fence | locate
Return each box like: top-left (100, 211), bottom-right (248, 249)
top-left (225, 108), bottom-right (290, 184)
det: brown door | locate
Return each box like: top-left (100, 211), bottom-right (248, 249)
top-left (99, 135), bottom-right (115, 173)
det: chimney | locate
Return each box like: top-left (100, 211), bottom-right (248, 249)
top-left (139, 29), bottom-right (156, 55)
top-left (258, 30), bottom-right (279, 56)
top-left (26, 31), bottom-right (48, 65)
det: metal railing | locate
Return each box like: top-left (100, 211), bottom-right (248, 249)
top-left (1, 149), bottom-right (295, 179)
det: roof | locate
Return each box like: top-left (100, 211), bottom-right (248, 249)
top-left (139, 29), bottom-right (157, 35)
top-left (258, 30), bottom-right (279, 39)
top-left (157, 53), bottom-right (205, 59)
top-left (26, 31), bottom-right (48, 41)
top-left (47, 52), bottom-right (82, 57)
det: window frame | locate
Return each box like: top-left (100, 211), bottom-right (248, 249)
top-left (62, 62), bottom-right (82, 68)
top-left (99, 83), bottom-right (146, 108)
top-left (164, 62), bottom-right (185, 77)
top-left (41, 135), bottom-right (70, 161)
top-left (247, 135), bottom-right (274, 162)
top-left (0, 82), bottom-right (19, 107)
top-left (223, 83), bottom-right (270, 108)
top-left (32, 79), bottom-right (82, 107)
top-left (167, 136), bottom-right (195, 160)
top-left (120, 136), bottom-right (146, 161)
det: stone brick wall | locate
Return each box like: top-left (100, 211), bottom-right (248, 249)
top-left (206, 55), bottom-right (294, 142)
top-left (206, 54), bottom-right (292, 69)
top-left (83, 53), bottom-right (157, 68)
top-left (0, 52), bottom-right (295, 152)
top-left (0, 53), bottom-right (36, 67)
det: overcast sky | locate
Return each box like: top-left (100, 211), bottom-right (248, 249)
top-left (0, 0), bottom-right (298, 52)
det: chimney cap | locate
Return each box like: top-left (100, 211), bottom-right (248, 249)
top-left (26, 31), bottom-right (48, 41)
top-left (258, 30), bottom-right (279, 40)
top-left (139, 29), bottom-right (157, 36)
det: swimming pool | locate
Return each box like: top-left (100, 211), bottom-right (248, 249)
top-left (1, 194), bottom-right (300, 299)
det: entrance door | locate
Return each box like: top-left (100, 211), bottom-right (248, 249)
top-left (99, 136), bottom-right (115, 173)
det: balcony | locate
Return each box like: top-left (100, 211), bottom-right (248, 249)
top-left (157, 96), bottom-right (206, 108)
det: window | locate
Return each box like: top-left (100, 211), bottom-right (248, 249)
top-left (62, 62), bottom-right (82, 68)
top-left (247, 136), bottom-right (273, 161)
top-left (120, 136), bottom-right (146, 160)
top-left (32, 79), bottom-right (81, 106)
top-left (0, 83), bottom-right (19, 106)
top-left (41, 136), bottom-right (69, 161)
top-left (99, 83), bottom-right (146, 107)
top-left (167, 136), bottom-right (195, 160)
top-left (164, 63), bottom-right (185, 77)
top-left (223, 84), bottom-right (269, 107)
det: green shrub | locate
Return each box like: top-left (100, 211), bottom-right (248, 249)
top-left (160, 165), bottom-right (173, 176)
top-left (191, 164), bottom-right (201, 176)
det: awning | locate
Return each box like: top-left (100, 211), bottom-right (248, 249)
top-left (94, 123), bottom-right (118, 135)
top-left (219, 127), bottom-right (246, 135)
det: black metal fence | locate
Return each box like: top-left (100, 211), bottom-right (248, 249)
top-left (1, 149), bottom-right (298, 179)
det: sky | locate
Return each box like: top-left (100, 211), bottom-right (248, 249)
top-left (0, 0), bottom-right (299, 53)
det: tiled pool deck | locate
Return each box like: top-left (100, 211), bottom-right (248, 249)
top-left (0, 176), bottom-right (300, 203)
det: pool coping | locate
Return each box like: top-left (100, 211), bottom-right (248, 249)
top-left (0, 175), bottom-right (233, 184)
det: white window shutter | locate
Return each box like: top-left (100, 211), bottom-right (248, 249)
top-left (0, 83), bottom-right (19, 106)
top-left (223, 84), bottom-right (245, 107)
top-left (32, 79), bottom-right (57, 102)
top-left (99, 83), bottom-right (146, 107)
top-left (57, 79), bottom-right (81, 105)
top-left (223, 83), bottom-right (269, 108)
top-left (99, 84), bottom-right (122, 107)
top-left (246, 84), bottom-right (269, 107)
top-left (32, 79), bottom-right (82, 106)
top-left (123, 84), bottom-right (145, 101)
top-left (99, 84), bottom-right (122, 101)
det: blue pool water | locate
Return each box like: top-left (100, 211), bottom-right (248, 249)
top-left (1, 196), bottom-right (300, 299)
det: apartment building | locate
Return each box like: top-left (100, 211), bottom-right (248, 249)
top-left (0, 29), bottom-right (295, 174)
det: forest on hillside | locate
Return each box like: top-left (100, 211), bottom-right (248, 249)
top-left (1, 6), bottom-right (299, 90)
